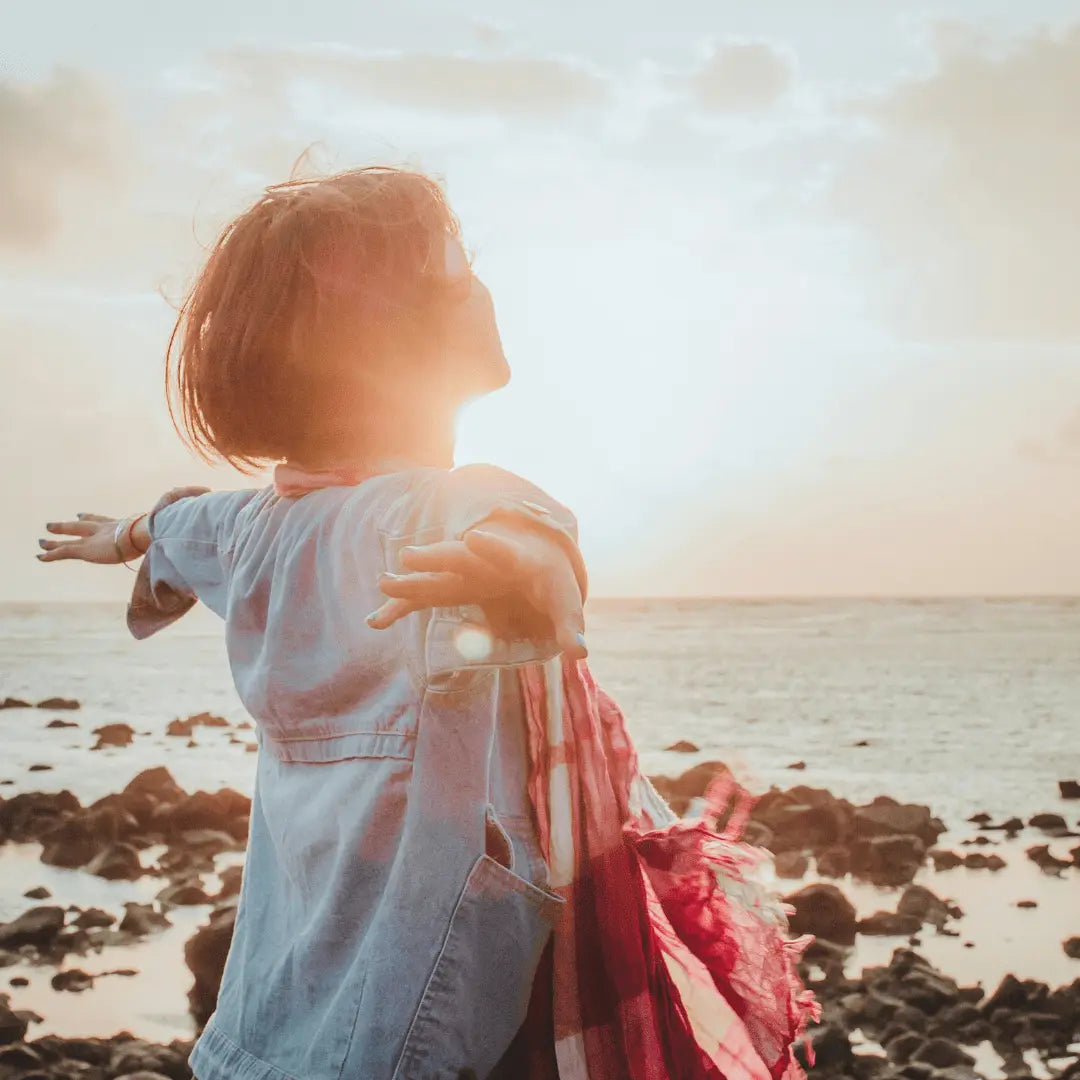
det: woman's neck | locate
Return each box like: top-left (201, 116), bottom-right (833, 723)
top-left (305, 412), bottom-right (457, 472)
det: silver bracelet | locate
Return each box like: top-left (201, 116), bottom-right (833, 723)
top-left (113, 517), bottom-right (139, 572)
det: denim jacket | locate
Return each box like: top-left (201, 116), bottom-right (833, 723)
top-left (128, 465), bottom-right (580, 1080)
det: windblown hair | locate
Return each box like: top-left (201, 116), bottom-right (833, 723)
top-left (167, 166), bottom-right (465, 471)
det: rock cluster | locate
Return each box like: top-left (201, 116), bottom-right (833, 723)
top-left (0, 768), bottom-right (250, 886)
top-left (801, 944), bottom-right (1080, 1080)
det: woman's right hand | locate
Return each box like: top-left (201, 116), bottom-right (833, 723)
top-left (38, 486), bottom-right (210, 565)
top-left (37, 514), bottom-right (126, 564)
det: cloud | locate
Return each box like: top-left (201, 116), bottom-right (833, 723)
top-left (828, 22), bottom-right (1080, 340)
top-left (0, 69), bottom-right (118, 248)
top-left (214, 47), bottom-right (609, 119)
top-left (684, 41), bottom-right (793, 113)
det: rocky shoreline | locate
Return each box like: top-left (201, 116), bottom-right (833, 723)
top-left (0, 714), bottom-right (1077, 1080)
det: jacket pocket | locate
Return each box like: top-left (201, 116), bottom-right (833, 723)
top-left (393, 854), bottom-right (564, 1080)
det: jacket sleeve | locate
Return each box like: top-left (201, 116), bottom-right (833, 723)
top-left (126, 488), bottom-right (259, 640)
top-left (379, 464), bottom-right (586, 687)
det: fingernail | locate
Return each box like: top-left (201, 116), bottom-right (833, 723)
top-left (38, 539), bottom-right (47, 549)
top-left (76, 513), bottom-right (85, 519)
top-left (45, 522), bottom-right (55, 529)
top-left (36, 553), bottom-right (45, 561)
top-left (365, 611), bottom-right (380, 625)
top-left (576, 632), bottom-right (588, 656)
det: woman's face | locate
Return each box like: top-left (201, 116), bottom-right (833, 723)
top-left (441, 234), bottom-right (510, 397)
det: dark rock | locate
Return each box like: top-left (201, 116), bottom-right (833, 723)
top-left (0, 1002), bottom-right (29, 1044)
top-left (182, 826), bottom-right (241, 849)
top-left (817, 846), bottom-right (852, 878)
top-left (1016, 900), bottom-right (1038, 909)
top-left (1029, 812), bottom-right (1068, 832)
top-left (858, 912), bottom-right (923, 937)
top-left (8, 976), bottom-right (29, 987)
top-left (649, 761), bottom-right (730, 816)
top-left (1026, 844), bottom-right (1071, 874)
top-left (190, 711), bottom-right (229, 728)
top-left (118, 903), bottom-right (171, 936)
top-left (245, 742), bottom-right (257, 752)
top-left (123, 767), bottom-right (187, 805)
top-left (157, 880), bottom-right (211, 907)
top-left (161, 790), bottom-right (251, 839)
top-left (185, 903), bottom-right (237, 1027)
top-left (32, 1034), bottom-right (111, 1066)
top-left (774, 851), bottom-right (809, 879)
top-left (108, 1038), bottom-right (190, 1079)
top-left (885, 1032), bottom-right (926, 1064)
top-left (0, 789), bottom-right (80, 841)
top-left (898, 1064), bottom-right (932, 1080)
top-left (45, 718), bottom-right (79, 729)
top-left (40, 817), bottom-right (99, 869)
top-left (91, 723), bottom-right (135, 750)
top-left (27, 764), bottom-right (53, 772)
top-left (157, 847), bottom-right (215, 878)
top-left (51, 968), bottom-right (95, 992)
top-left (854, 798), bottom-right (946, 849)
top-left (0, 1043), bottom-right (43, 1066)
top-left (216, 865), bottom-right (243, 900)
top-left (934, 1002), bottom-right (982, 1031)
top-left (1060, 780), bottom-right (1080, 800)
top-left (851, 833), bottom-right (925, 886)
top-left (167, 712), bottom-right (229, 738)
top-left (1064, 937), bottom-right (1080, 960)
top-left (929, 850), bottom-right (962, 871)
top-left (809, 1022), bottom-right (853, 1067)
top-left (982, 973), bottom-right (1026, 1015)
top-left (785, 883), bottom-right (857, 945)
top-left (0, 697), bottom-right (31, 709)
top-left (0, 906), bottom-right (65, 949)
top-left (664, 740), bottom-right (699, 753)
top-left (787, 761), bottom-right (807, 771)
top-left (962, 852), bottom-right (1006, 871)
top-left (115, 1073), bottom-right (173, 1080)
top-left (1071, 843), bottom-right (1080, 868)
top-left (854, 740), bottom-right (871, 748)
top-left (22, 887), bottom-right (51, 900)
top-left (36, 697), bottom-right (80, 710)
top-left (967, 813), bottom-right (992, 825)
top-left (86, 842), bottom-right (143, 880)
top-left (981, 816), bottom-right (1024, 833)
top-left (72, 907), bottom-right (116, 930)
top-left (897, 885), bottom-right (957, 929)
top-left (915, 1036), bottom-right (976, 1071)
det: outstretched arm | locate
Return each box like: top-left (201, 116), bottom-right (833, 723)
top-left (37, 486), bottom-right (211, 565)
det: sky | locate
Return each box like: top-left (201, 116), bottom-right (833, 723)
top-left (3, 0), bottom-right (1079, 599)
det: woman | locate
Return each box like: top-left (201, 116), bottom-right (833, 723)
top-left (39, 166), bottom-right (814, 1080)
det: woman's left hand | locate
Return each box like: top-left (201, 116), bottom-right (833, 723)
top-left (367, 524), bottom-right (587, 660)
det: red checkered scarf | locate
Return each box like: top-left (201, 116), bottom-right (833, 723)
top-left (516, 657), bottom-right (820, 1080)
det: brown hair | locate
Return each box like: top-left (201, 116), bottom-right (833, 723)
top-left (167, 165), bottom-right (466, 471)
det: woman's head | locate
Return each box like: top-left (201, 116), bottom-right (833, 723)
top-left (167, 166), bottom-right (508, 470)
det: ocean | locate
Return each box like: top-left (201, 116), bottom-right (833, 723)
top-left (1, 598), bottom-right (1078, 1040)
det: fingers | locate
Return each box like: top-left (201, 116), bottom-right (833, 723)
top-left (399, 540), bottom-right (496, 579)
top-left (36, 540), bottom-right (85, 562)
top-left (538, 566), bottom-right (587, 660)
top-left (45, 519), bottom-right (97, 538)
top-left (76, 513), bottom-right (113, 523)
top-left (168, 485), bottom-right (212, 500)
top-left (462, 529), bottom-right (532, 578)
top-left (365, 597), bottom-right (419, 630)
top-left (379, 571), bottom-right (507, 605)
